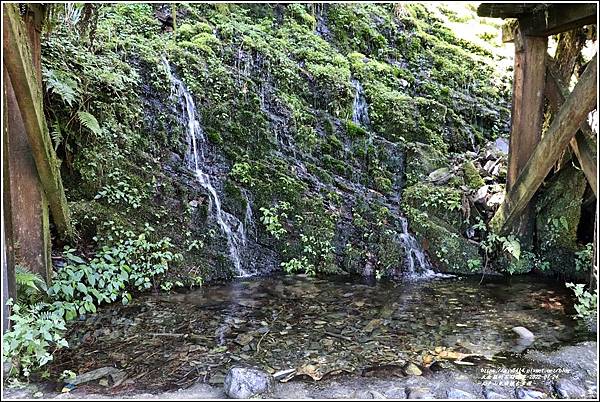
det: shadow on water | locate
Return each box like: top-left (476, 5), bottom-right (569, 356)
top-left (48, 273), bottom-right (593, 392)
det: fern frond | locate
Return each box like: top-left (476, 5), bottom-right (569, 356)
top-left (77, 111), bottom-right (103, 136)
top-left (15, 265), bottom-right (46, 294)
top-left (50, 121), bottom-right (63, 150)
top-left (42, 68), bottom-right (79, 107)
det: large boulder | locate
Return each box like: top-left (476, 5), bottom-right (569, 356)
top-left (223, 366), bottom-right (274, 399)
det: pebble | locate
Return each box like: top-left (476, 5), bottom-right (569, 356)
top-left (403, 362), bottom-right (423, 376)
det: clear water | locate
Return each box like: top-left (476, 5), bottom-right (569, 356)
top-left (51, 274), bottom-right (591, 391)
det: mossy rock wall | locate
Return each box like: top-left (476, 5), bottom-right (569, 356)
top-left (535, 165), bottom-right (587, 278)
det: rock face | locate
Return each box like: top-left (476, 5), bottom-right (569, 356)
top-left (223, 366), bottom-right (274, 399)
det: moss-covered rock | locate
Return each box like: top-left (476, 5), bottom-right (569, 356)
top-left (535, 165), bottom-right (587, 277)
top-left (462, 160), bottom-right (485, 189)
top-left (405, 206), bottom-right (481, 273)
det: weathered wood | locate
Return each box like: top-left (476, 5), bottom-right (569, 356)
top-left (504, 25), bottom-right (547, 243)
top-left (477, 3), bottom-right (540, 19)
top-left (3, 81), bottom-right (16, 330)
top-left (553, 28), bottom-right (588, 83)
top-left (501, 19), bottom-right (518, 43)
top-left (3, 3), bottom-right (72, 238)
top-left (491, 53), bottom-right (597, 234)
top-left (4, 67), bottom-right (52, 282)
top-left (545, 58), bottom-right (597, 196)
top-left (480, 3), bottom-right (597, 36)
top-left (519, 3), bottom-right (597, 37)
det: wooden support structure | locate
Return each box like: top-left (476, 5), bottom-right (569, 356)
top-left (480, 3), bottom-right (597, 36)
top-left (545, 58), bottom-right (597, 197)
top-left (3, 4), bottom-right (72, 239)
top-left (504, 22), bottom-right (547, 244)
top-left (491, 53), bottom-right (597, 234)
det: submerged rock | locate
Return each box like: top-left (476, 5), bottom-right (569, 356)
top-left (515, 387), bottom-right (547, 399)
top-left (512, 326), bottom-right (535, 340)
top-left (403, 362), bottom-right (423, 376)
top-left (406, 386), bottom-right (435, 399)
top-left (447, 388), bottom-right (477, 399)
top-left (554, 378), bottom-right (586, 399)
top-left (223, 366), bottom-right (274, 399)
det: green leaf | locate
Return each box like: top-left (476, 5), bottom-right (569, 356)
top-left (77, 111), bottom-right (103, 136)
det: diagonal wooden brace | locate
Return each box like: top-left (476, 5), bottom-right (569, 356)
top-left (545, 58), bottom-right (597, 196)
top-left (491, 53), bottom-right (597, 234)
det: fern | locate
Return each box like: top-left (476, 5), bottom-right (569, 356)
top-left (77, 111), bottom-right (103, 136)
top-left (50, 121), bottom-right (63, 150)
top-left (15, 265), bottom-right (47, 303)
top-left (42, 68), bottom-right (79, 106)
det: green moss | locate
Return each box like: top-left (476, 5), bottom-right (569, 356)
top-left (346, 120), bottom-right (367, 138)
top-left (462, 160), bottom-right (485, 189)
top-left (536, 166), bottom-right (587, 277)
top-left (405, 206), bottom-right (481, 273)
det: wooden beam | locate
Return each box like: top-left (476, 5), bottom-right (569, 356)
top-left (519, 3), bottom-right (597, 37)
top-left (545, 58), bottom-right (597, 196)
top-left (477, 3), bottom-right (541, 19)
top-left (480, 3), bottom-right (597, 37)
top-left (2, 4), bottom-right (72, 238)
top-left (504, 24), bottom-right (547, 244)
top-left (491, 53), bottom-right (597, 234)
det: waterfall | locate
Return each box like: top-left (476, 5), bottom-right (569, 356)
top-left (351, 79), bottom-right (371, 127)
top-left (351, 78), bottom-right (437, 279)
top-left (162, 56), bottom-right (251, 277)
top-left (398, 217), bottom-right (436, 278)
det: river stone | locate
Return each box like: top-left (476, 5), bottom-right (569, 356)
top-left (512, 326), bottom-right (535, 340)
top-left (223, 366), bottom-right (274, 399)
top-left (515, 388), bottom-right (547, 399)
top-left (403, 362), bottom-right (422, 376)
top-left (64, 366), bottom-right (125, 386)
top-left (554, 378), bottom-right (586, 399)
top-left (406, 387), bottom-right (435, 399)
top-left (447, 388), bottom-right (476, 399)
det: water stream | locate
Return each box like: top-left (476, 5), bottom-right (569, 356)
top-left (162, 57), bottom-right (251, 277)
top-left (351, 78), bottom-right (434, 278)
top-left (51, 274), bottom-right (592, 392)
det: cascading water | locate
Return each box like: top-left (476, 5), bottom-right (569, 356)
top-left (351, 79), bottom-right (371, 128)
top-left (351, 78), bottom-right (435, 278)
top-left (162, 56), bottom-right (251, 277)
top-left (398, 217), bottom-right (436, 277)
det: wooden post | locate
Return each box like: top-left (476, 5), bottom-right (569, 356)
top-left (491, 53), bottom-right (597, 234)
top-left (4, 67), bottom-right (52, 283)
top-left (3, 4), bottom-right (73, 239)
top-left (505, 23), bottom-right (547, 245)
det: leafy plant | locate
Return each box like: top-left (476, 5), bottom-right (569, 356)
top-left (575, 243), bottom-right (593, 272)
top-left (76, 111), bottom-right (103, 136)
top-left (2, 300), bottom-right (68, 378)
top-left (566, 283), bottom-right (597, 320)
top-left (259, 202), bottom-right (290, 240)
